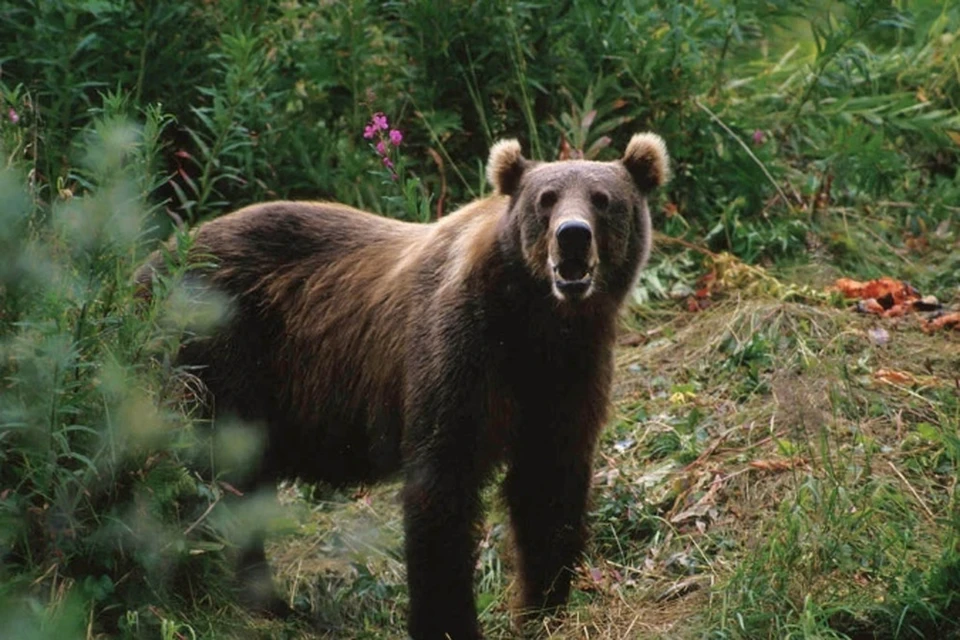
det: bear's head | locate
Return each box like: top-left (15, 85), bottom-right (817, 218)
top-left (488, 133), bottom-right (669, 304)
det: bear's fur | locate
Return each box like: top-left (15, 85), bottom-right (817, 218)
top-left (136, 133), bottom-right (670, 640)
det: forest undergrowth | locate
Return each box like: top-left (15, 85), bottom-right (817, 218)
top-left (1, 1), bottom-right (958, 638)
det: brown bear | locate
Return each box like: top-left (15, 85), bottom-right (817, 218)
top-left (136, 132), bottom-right (670, 639)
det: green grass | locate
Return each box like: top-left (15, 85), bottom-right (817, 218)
top-left (1, 0), bottom-right (960, 638)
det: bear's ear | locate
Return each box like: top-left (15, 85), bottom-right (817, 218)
top-left (487, 139), bottom-right (527, 197)
top-left (621, 132), bottom-right (670, 193)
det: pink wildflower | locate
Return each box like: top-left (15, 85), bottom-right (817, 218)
top-left (362, 111), bottom-right (402, 181)
top-left (752, 129), bottom-right (765, 145)
top-left (8, 108), bottom-right (19, 124)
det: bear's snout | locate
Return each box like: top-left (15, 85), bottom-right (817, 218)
top-left (551, 218), bottom-right (597, 302)
top-left (556, 220), bottom-right (592, 260)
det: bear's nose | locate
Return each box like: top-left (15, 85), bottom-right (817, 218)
top-left (556, 220), bottom-right (593, 257)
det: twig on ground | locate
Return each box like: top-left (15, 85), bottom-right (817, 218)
top-left (886, 459), bottom-right (936, 522)
top-left (684, 426), bottom-right (738, 470)
top-left (653, 231), bottom-right (722, 258)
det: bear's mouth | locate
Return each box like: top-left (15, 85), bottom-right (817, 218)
top-left (556, 258), bottom-right (590, 282)
top-left (553, 259), bottom-right (595, 300)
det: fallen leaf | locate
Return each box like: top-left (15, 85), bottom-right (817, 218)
top-left (635, 460), bottom-right (680, 490)
top-left (875, 369), bottom-right (916, 385)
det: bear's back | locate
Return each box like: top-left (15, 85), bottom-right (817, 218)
top-left (193, 201), bottom-right (420, 276)
top-left (169, 200), bottom-right (511, 486)
top-left (183, 203), bottom-right (432, 483)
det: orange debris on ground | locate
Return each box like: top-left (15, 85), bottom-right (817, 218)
top-left (829, 276), bottom-right (957, 332)
top-left (830, 277), bottom-right (922, 318)
top-left (684, 271), bottom-right (716, 313)
top-left (873, 368), bottom-right (945, 388)
top-left (921, 312), bottom-right (960, 334)
top-left (874, 369), bottom-right (917, 385)
top-left (831, 277), bottom-right (920, 305)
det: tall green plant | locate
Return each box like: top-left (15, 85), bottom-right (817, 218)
top-left (0, 96), bottom-right (241, 638)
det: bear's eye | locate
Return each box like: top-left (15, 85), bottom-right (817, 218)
top-left (590, 191), bottom-right (610, 211)
top-left (538, 190), bottom-right (558, 210)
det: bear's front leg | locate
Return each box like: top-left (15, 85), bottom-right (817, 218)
top-left (402, 454), bottom-right (484, 640)
top-left (504, 439), bottom-right (595, 626)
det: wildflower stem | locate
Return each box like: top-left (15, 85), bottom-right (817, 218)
top-left (694, 98), bottom-right (792, 213)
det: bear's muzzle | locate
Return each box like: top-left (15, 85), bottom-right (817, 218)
top-left (551, 219), bottom-right (597, 301)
